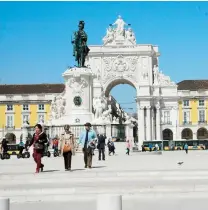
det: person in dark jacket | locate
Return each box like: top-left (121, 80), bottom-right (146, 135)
top-left (29, 124), bottom-right (48, 173)
top-left (2, 138), bottom-right (8, 154)
top-left (97, 134), bottom-right (106, 161)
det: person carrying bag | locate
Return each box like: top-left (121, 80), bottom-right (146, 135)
top-left (59, 124), bottom-right (75, 171)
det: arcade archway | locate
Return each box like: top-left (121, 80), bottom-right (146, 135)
top-left (5, 133), bottom-right (16, 144)
top-left (162, 128), bottom-right (173, 140)
top-left (197, 127), bottom-right (208, 139)
top-left (181, 128), bottom-right (193, 140)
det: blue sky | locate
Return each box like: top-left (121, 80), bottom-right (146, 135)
top-left (1, 1), bottom-right (208, 113)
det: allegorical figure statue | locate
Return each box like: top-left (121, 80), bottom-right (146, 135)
top-left (71, 21), bottom-right (90, 67)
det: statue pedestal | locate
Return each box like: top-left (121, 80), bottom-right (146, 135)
top-left (57, 67), bottom-right (95, 125)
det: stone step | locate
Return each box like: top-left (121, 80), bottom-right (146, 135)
top-left (3, 183), bottom-right (208, 203)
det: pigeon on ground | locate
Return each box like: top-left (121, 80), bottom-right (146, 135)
top-left (177, 162), bottom-right (184, 165)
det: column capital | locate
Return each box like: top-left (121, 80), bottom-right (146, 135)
top-left (155, 105), bottom-right (160, 110)
top-left (139, 106), bottom-right (145, 110)
top-left (146, 105), bottom-right (151, 110)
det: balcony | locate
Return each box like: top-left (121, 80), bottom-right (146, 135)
top-left (183, 121), bottom-right (192, 125)
top-left (161, 121), bottom-right (172, 125)
top-left (198, 120), bottom-right (207, 125)
top-left (5, 126), bottom-right (15, 131)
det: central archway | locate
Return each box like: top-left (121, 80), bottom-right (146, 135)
top-left (104, 78), bottom-right (137, 97)
top-left (103, 78), bottom-right (137, 141)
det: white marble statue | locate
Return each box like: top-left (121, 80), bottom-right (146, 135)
top-left (113, 15), bottom-right (127, 37)
top-left (153, 65), bottom-right (159, 84)
top-left (22, 117), bottom-right (29, 144)
top-left (93, 95), bottom-right (107, 120)
top-left (103, 26), bottom-right (114, 45)
top-left (125, 28), bottom-right (136, 44)
top-left (102, 104), bottom-right (112, 123)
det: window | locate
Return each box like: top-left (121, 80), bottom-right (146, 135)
top-left (183, 100), bottom-right (189, 107)
top-left (22, 104), bottom-right (29, 111)
top-left (6, 115), bottom-right (14, 127)
top-left (22, 115), bottom-right (29, 124)
top-left (199, 110), bottom-right (205, 122)
top-left (183, 111), bottom-right (190, 123)
top-left (38, 114), bottom-right (44, 123)
top-left (164, 111), bottom-right (170, 124)
top-left (7, 105), bottom-right (13, 111)
top-left (38, 104), bottom-right (44, 111)
top-left (199, 100), bottom-right (205, 106)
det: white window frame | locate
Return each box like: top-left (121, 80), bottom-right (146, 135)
top-left (164, 111), bottom-right (170, 124)
top-left (37, 114), bottom-right (45, 123)
top-left (198, 109), bottom-right (206, 123)
top-left (183, 100), bottom-right (189, 107)
top-left (38, 104), bottom-right (45, 111)
top-left (6, 114), bottom-right (14, 128)
top-left (22, 114), bottom-right (29, 125)
top-left (6, 104), bottom-right (13, 111)
top-left (183, 110), bottom-right (191, 124)
top-left (199, 99), bottom-right (205, 107)
top-left (22, 104), bottom-right (29, 111)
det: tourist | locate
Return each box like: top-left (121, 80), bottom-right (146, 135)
top-left (79, 122), bottom-right (97, 169)
top-left (59, 125), bottom-right (75, 171)
top-left (1, 137), bottom-right (8, 154)
top-left (107, 138), bottom-right (115, 156)
top-left (29, 124), bottom-right (47, 173)
top-left (126, 140), bottom-right (130, 155)
top-left (18, 140), bottom-right (25, 155)
top-left (53, 136), bottom-right (59, 153)
top-left (97, 133), bottom-right (106, 161)
top-left (184, 143), bottom-right (188, 154)
top-left (155, 143), bottom-right (159, 151)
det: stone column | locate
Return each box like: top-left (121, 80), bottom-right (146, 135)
top-left (138, 106), bottom-right (145, 150)
top-left (151, 108), bottom-right (155, 140)
top-left (156, 106), bottom-right (161, 140)
top-left (146, 106), bottom-right (152, 140)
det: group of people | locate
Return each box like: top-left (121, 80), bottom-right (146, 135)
top-left (0, 122), bottom-right (132, 173)
top-left (26, 122), bottom-right (120, 173)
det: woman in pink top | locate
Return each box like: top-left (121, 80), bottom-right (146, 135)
top-left (126, 140), bottom-right (130, 155)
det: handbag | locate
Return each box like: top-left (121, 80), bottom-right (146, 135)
top-left (63, 143), bottom-right (71, 153)
top-left (34, 142), bottom-right (44, 150)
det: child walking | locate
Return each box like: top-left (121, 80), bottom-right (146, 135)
top-left (126, 140), bottom-right (130, 155)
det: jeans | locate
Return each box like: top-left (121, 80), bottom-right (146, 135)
top-left (33, 150), bottom-right (43, 172)
top-left (63, 151), bottom-right (72, 169)
top-left (83, 148), bottom-right (93, 168)
top-left (98, 148), bottom-right (105, 160)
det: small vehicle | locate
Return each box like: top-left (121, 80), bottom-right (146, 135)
top-left (17, 151), bottom-right (30, 159)
top-left (41, 143), bottom-right (51, 158)
top-left (7, 144), bottom-right (20, 156)
top-left (0, 153), bottom-right (10, 160)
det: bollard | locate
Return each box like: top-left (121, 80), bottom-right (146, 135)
top-left (0, 198), bottom-right (10, 210)
top-left (97, 194), bottom-right (122, 210)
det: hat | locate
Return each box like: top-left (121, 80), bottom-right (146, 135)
top-left (84, 122), bottom-right (92, 127)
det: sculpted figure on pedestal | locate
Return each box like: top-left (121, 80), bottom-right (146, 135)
top-left (101, 104), bottom-right (112, 123)
top-left (93, 94), bottom-right (107, 120)
top-left (113, 15), bottom-right (127, 37)
top-left (125, 28), bottom-right (136, 44)
top-left (71, 20), bottom-right (90, 67)
top-left (103, 26), bottom-right (115, 45)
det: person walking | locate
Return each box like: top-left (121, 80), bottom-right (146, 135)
top-left (59, 125), bottom-right (75, 171)
top-left (97, 133), bottom-right (106, 161)
top-left (29, 124), bottom-right (47, 173)
top-left (126, 140), bottom-right (130, 155)
top-left (18, 140), bottom-right (25, 155)
top-left (79, 122), bottom-right (97, 169)
top-left (184, 143), bottom-right (188, 154)
top-left (107, 138), bottom-right (115, 156)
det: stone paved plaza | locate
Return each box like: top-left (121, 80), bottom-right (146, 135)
top-left (0, 143), bottom-right (208, 209)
